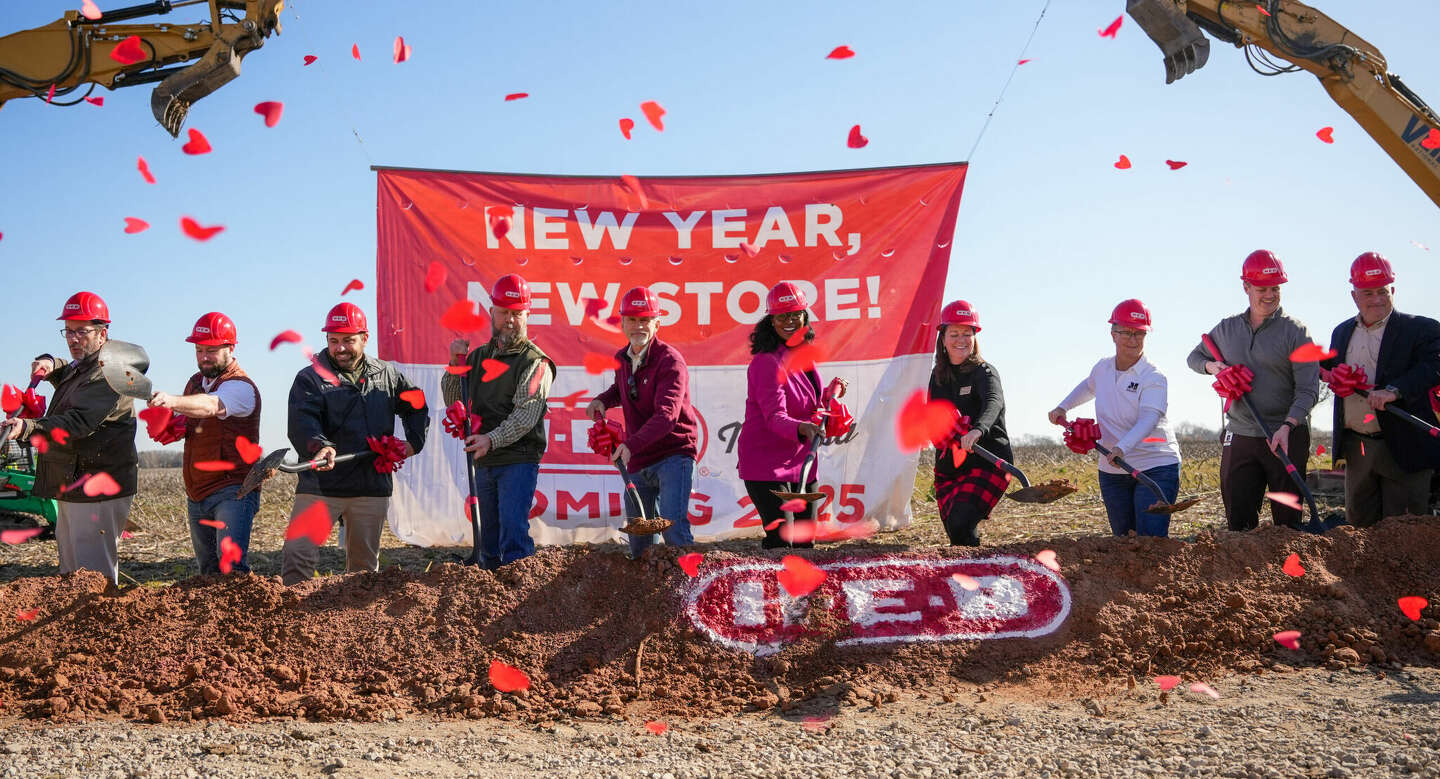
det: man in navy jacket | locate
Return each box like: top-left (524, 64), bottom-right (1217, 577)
top-left (1322, 252), bottom-right (1440, 527)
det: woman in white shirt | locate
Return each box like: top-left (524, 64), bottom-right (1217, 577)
top-left (1047, 300), bottom-right (1182, 537)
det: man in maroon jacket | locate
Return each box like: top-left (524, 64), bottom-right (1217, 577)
top-left (149, 312), bottom-right (262, 575)
top-left (586, 286), bottom-right (701, 557)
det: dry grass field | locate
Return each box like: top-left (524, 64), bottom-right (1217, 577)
top-left (0, 440), bottom-right (1342, 585)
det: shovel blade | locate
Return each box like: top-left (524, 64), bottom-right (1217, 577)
top-left (619, 516), bottom-right (673, 536)
top-left (1005, 479), bottom-right (1077, 504)
top-left (770, 490), bottom-right (826, 504)
top-left (96, 341), bottom-right (152, 400)
top-left (1145, 497), bottom-right (1203, 515)
top-left (239, 447), bottom-right (289, 497)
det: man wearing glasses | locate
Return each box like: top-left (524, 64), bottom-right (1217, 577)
top-left (442, 274), bottom-right (555, 568)
top-left (586, 286), bottom-right (700, 558)
top-left (1187, 251), bottom-right (1320, 531)
top-left (0, 292), bottom-right (140, 585)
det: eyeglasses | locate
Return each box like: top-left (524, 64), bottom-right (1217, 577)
top-left (61, 327), bottom-right (103, 340)
top-left (773, 312), bottom-right (806, 324)
top-left (1111, 328), bottom-right (1146, 340)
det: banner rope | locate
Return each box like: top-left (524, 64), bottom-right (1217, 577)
top-left (965, 0), bottom-right (1054, 162)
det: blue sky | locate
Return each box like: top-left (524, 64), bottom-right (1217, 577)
top-left (1, 0), bottom-right (1436, 450)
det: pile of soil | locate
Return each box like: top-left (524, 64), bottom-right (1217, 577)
top-left (0, 519), bottom-right (1435, 724)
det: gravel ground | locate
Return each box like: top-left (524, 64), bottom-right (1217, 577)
top-left (0, 666), bottom-right (1436, 778)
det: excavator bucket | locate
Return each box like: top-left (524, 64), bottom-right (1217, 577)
top-left (1126, 0), bottom-right (1211, 83)
top-left (150, 41), bottom-right (242, 137)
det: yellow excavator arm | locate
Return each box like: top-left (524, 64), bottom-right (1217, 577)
top-left (0, 0), bottom-right (283, 136)
top-left (1127, 0), bottom-right (1440, 209)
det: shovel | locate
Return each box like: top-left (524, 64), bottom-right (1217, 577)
top-left (959, 443), bottom-right (1076, 504)
top-left (1202, 334), bottom-right (1323, 532)
top-left (1090, 441), bottom-right (1202, 515)
top-left (96, 341), bottom-right (152, 400)
top-left (458, 371), bottom-right (485, 566)
top-left (615, 460), bottom-right (673, 536)
top-left (237, 447), bottom-right (375, 497)
top-left (770, 436), bottom-right (825, 547)
top-left (1350, 388), bottom-right (1440, 439)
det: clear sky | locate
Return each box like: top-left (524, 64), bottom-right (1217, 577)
top-left (1, 0), bottom-right (1436, 451)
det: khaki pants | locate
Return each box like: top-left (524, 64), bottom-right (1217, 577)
top-left (56, 496), bottom-right (135, 586)
top-left (280, 494), bottom-right (389, 586)
top-left (1344, 434), bottom-right (1432, 528)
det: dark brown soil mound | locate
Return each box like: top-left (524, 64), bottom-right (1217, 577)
top-left (0, 518), bottom-right (1435, 723)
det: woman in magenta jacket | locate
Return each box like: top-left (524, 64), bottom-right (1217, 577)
top-left (738, 282), bottom-right (845, 549)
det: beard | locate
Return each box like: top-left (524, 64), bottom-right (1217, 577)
top-left (495, 326), bottom-right (523, 349)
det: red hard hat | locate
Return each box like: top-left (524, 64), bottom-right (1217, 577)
top-left (765, 282), bottom-right (808, 316)
top-left (618, 286), bottom-right (662, 318)
top-left (1108, 299), bottom-right (1152, 331)
top-left (322, 302), bottom-right (368, 333)
top-left (490, 274), bottom-right (532, 311)
top-left (938, 300), bottom-right (981, 333)
top-left (57, 291), bottom-right (110, 323)
top-left (1240, 249), bottom-right (1288, 285)
top-left (1349, 251), bottom-right (1395, 288)
top-left (186, 311), bottom-right (238, 345)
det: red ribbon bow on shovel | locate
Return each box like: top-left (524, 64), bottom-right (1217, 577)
top-left (153, 413), bottom-right (187, 445)
top-left (587, 417), bottom-right (624, 458)
top-left (1322, 363), bottom-right (1373, 398)
top-left (1063, 418), bottom-right (1103, 454)
top-left (1212, 364), bottom-right (1255, 412)
top-left (18, 388), bottom-right (45, 419)
top-left (812, 377), bottom-right (856, 438)
top-left (366, 434), bottom-right (409, 473)
top-left (442, 400), bottom-right (482, 440)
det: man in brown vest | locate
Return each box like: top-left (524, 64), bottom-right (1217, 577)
top-left (442, 274), bottom-right (554, 569)
top-left (148, 312), bottom-right (262, 575)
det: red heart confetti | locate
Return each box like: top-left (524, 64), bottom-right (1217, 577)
top-left (1273, 630), bottom-right (1301, 650)
top-left (951, 573), bottom-right (980, 591)
top-left (83, 471), bottom-right (121, 497)
top-left (644, 721), bottom-right (667, 735)
top-left (846, 124), bottom-right (868, 149)
top-left (109, 35), bottom-right (146, 65)
top-left (1188, 682), bottom-right (1220, 699)
top-left (84, 96), bottom-right (104, 107)
top-left (302, 347), bottom-right (339, 386)
top-left (677, 552), bottom-right (703, 577)
top-left (392, 35), bottom-right (411, 64)
top-left (122, 217), bottom-right (149, 234)
top-left (739, 241), bottom-right (760, 258)
top-left (584, 353), bottom-right (621, 375)
top-left (1315, 443), bottom-right (1327, 456)
top-left (1098, 15), bottom-right (1122, 38)
top-left (45, 84), bottom-right (55, 104)
top-left (777, 555), bottom-right (826, 597)
top-left (1422, 129), bottom-right (1440, 150)
top-left (15, 607), bottom-right (40, 622)
top-left (1017, 58), bottom-right (1032, 65)
top-left (351, 44), bottom-right (361, 60)
top-left (29, 434), bottom-right (48, 453)
top-left (1316, 126), bottom-right (1334, 143)
top-left (504, 92), bottom-right (529, 101)
top-left (1, 528), bottom-right (42, 545)
top-left (801, 715), bottom-right (832, 732)
top-left (284, 500), bottom-right (333, 545)
top-left (81, 0), bottom-right (102, 20)
top-left (618, 117), bottom-right (635, 140)
top-left (763, 518), bottom-right (785, 532)
top-left (49, 428), bottom-right (69, 445)
top-left (480, 359), bottom-right (509, 383)
top-left (1, 385), bottom-right (19, 414)
top-left (218, 536), bottom-right (242, 574)
top-left (137, 406), bottom-right (173, 438)
top-left (1289, 343), bottom-right (1338, 362)
top-left (895, 390), bottom-right (956, 452)
top-left (440, 300), bottom-right (490, 332)
top-left (1265, 492), bottom-right (1303, 511)
top-left (1154, 675), bottom-right (1181, 691)
top-left (826, 45), bottom-right (855, 59)
top-left (488, 660), bottom-right (530, 692)
top-left (1165, 160), bottom-right (1187, 170)
top-left (559, 390), bottom-right (587, 410)
top-left (445, 365), bottom-right (473, 375)
top-left (195, 460), bottom-right (236, 472)
top-left (399, 389), bottom-right (425, 409)
top-left (181, 128), bottom-right (212, 155)
top-left (423, 262), bottom-right (447, 293)
top-left (1114, 154), bottom-right (1132, 169)
top-left (1362, 413), bottom-right (1375, 424)
top-left (1281, 552), bottom-right (1305, 577)
top-left (235, 435), bottom-right (262, 464)
top-left (1142, 437), bottom-right (1166, 443)
top-left (253, 101), bottom-right (284, 127)
top-left (1035, 549), bottom-right (1060, 572)
top-left (136, 155), bottom-right (156, 184)
top-left (1398, 596), bottom-right (1428, 621)
top-left (269, 330), bottom-right (302, 350)
top-left (1256, 4), bottom-right (1271, 16)
top-left (180, 216), bottom-right (224, 241)
top-left (779, 498), bottom-right (807, 513)
top-left (303, 55), bottom-right (317, 66)
top-left (640, 100), bottom-right (666, 131)
top-left (198, 519), bottom-right (226, 530)
top-left (1360, 442), bottom-right (1366, 456)
top-left (489, 212), bottom-right (512, 241)
top-left (340, 279), bottom-right (364, 296)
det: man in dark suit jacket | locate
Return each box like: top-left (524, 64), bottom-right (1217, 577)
top-left (1321, 252), bottom-right (1440, 527)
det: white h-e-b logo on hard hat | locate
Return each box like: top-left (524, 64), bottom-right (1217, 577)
top-left (332, 315), bottom-right (347, 322)
top-left (779, 295), bottom-right (795, 303)
top-left (196, 326), bottom-right (211, 334)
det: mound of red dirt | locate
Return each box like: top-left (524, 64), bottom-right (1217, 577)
top-left (0, 519), bottom-right (1435, 723)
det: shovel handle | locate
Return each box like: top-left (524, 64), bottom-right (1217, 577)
top-left (1352, 388), bottom-right (1440, 438)
top-left (1092, 441), bottom-right (1171, 506)
top-left (615, 459), bottom-right (648, 521)
top-left (966, 443), bottom-right (1031, 489)
top-left (277, 450), bottom-right (373, 473)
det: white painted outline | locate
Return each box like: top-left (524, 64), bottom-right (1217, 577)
top-left (684, 555), bottom-right (1072, 656)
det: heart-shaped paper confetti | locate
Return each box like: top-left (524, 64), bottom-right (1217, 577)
top-left (423, 262), bottom-right (447, 293)
top-left (194, 461), bottom-right (236, 472)
top-left (1098, 15), bottom-right (1122, 38)
top-left (123, 217), bottom-right (149, 234)
top-left (583, 353), bottom-right (620, 375)
top-left (1154, 675), bottom-right (1181, 691)
top-left (895, 391), bottom-right (955, 452)
top-left (1398, 596), bottom-right (1428, 621)
top-left (269, 330), bottom-right (302, 350)
top-left (284, 500), bottom-right (332, 545)
top-left (640, 100), bottom-right (666, 131)
top-left (677, 552), bottom-right (703, 577)
top-left (253, 101), bottom-right (284, 127)
top-left (1265, 492), bottom-right (1302, 511)
top-left (618, 117), bottom-right (635, 139)
top-left (847, 124), bottom-right (868, 149)
top-left (180, 216), bottom-right (224, 241)
top-left (181, 128), bottom-right (212, 155)
top-left (777, 555), bottom-right (826, 597)
top-left (1035, 549), bottom-right (1060, 572)
top-left (234, 435), bottom-right (262, 464)
top-left (83, 471), bottom-right (121, 497)
top-left (303, 55), bottom-right (317, 66)
top-left (1165, 160), bottom-right (1187, 170)
top-left (504, 92), bottom-right (528, 101)
top-left (827, 45), bottom-right (855, 59)
top-left (1114, 154), bottom-right (1132, 169)
top-left (1316, 126), bottom-right (1334, 143)
top-left (1273, 630), bottom-right (1301, 650)
top-left (488, 660), bottom-right (530, 692)
top-left (399, 389), bottom-right (425, 409)
top-left (109, 36), bottom-right (146, 65)
top-left (1289, 343), bottom-right (1338, 362)
top-left (1, 528), bottom-right (43, 545)
top-left (1281, 552), bottom-right (1305, 577)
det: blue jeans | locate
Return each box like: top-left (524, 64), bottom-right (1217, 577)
top-left (1098, 462), bottom-right (1180, 538)
top-left (187, 483), bottom-right (260, 575)
top-left (623, 455), bottom-right (696, 557)
top-left (474, 462), bottom-right (540, 568)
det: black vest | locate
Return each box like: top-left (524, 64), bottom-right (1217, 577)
top-left (468, 339), bottom-right (555, 466)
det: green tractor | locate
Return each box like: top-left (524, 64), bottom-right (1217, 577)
top-left (0, 438), bottom-right (56, 538)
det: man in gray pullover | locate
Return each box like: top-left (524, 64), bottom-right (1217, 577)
top-left (1187, 250), bottom-right (1320, 530)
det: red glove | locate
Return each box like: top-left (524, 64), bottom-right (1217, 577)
top-left (1064, 418), bottom-right (1102, 454)
top-left (366, 434), bottom-right (409, 474)
top-left (1212, 364), bottom-right (1255, 411)
top-left (587, 418), bottom-right (624, 458)
top-left (18, 389), bottom-right (45, 420)
top-left (442, 400), bottom-right (482, 440)
top-left (153, 413), bottom-right (187, 445)
top-left (1323, 363), bottom-right (1372, 399)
